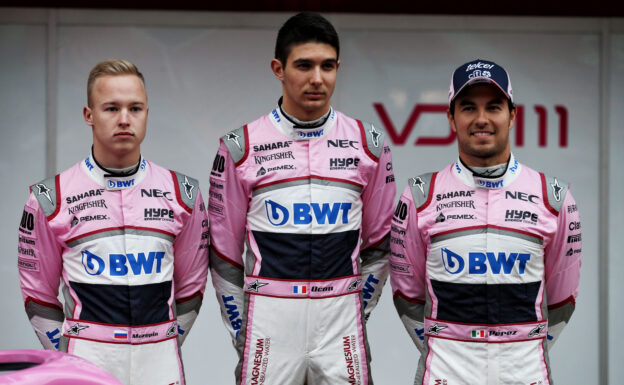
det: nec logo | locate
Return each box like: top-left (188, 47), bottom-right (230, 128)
top-left (441, 248), bottom-right (530, 275)
top-left (505, 191), bottom-right (539, 203)
top-left (141, 189), bottom-right (173, 201)
top-left (327, 139), bottom-right (358, 149)
top-left (264, 199), bottom-right (352, 226)
top-left (82, 250), bottom-right (165, 276)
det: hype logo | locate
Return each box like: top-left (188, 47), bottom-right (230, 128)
top-left (265, 200), bottom-right (289, 226)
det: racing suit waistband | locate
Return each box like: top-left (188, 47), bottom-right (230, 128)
top-left (243, 275), bottom-right (363, 298)
top-left (63, 318), bottom-right (178, 345)
top-left (424, 317), bottom-right (548, 343)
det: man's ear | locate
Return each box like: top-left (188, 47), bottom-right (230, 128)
top-left (270, 58), bottom-right (285, 81)
top-left (83, 106), bottom-right (94, 126)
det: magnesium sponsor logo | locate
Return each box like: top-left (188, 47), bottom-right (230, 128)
top-left (254, 151), bottom-right (295, 165)
top-left (251, 337), bottom-right (271, 384)
top-left (436, 190), bottom-right (475, 202)
top-left (441, 248), bottom-right (530, 275)
top-left (253, 141), bottom-right (293, 152)
top-left (568, 221), bottom-right (581, 231)
top-left (436, 200), bottom-right (475, 211)
top-left (327, 139), bottom-right (358, 149)
top-left (66, 189), bottom-right (105, 204)
top-left (82, 250), bottom-right (165, 276)
top-left (68, 199), bottom-right (108, 215)
top-left (140, 189), bottom-right (172, 201)
top-left (567, 234), bottom-right (582, 243)
top-left (211, 154), bottom-right (226, 177)
top-left (264, 200), bottom-right (352, 226)
top-left (390, 262), bottom-right (411, 275)
top-left (505, 191), bottom-right (538, 204)
top-left (144, 208), bottom-right (174, 222)
top-left (329, 157), bottom-right (359, 170)
top-left (567, 204), bottom-right (578, 213)
top-left (505, 210), bottom-right (538, 224)
top-left (343, 335), bottom-right (362, 384)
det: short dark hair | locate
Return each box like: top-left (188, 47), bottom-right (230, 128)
top-left (274, 12), bottom-right (340, 66)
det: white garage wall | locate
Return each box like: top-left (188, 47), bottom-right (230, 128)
top-left (1, 9), bottom-right (619, 384)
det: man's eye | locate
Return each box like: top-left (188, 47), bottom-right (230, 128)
top-left (106, 107), bottom-right (118, 112)
top-left (130, 106), bottom-right (142, 112)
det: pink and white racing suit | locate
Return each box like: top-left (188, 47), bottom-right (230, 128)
top-left (17, 152), bottom-right (209, 385)
top-left (390, 154), bottom-right (581, 385)
top-left (208, 105), bottom-right (396, 385)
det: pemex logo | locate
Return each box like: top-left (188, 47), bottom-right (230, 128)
top-left (265, 200), bottom-right (289, 226)
top-left (441, 248), bottom-right (465, 274)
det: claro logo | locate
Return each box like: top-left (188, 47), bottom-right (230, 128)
top-left (264, 200), bottom-right (352, 226)
top-left (441, 248), bottom-right (530, 275)
top-left (82, 250), bottom-right (165, 276)
top-left (374, 103), bottom-right (569, 147)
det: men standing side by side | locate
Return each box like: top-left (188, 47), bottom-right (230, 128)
top-left (390, 59), bottom-right (582, 384)
top-left (208, 12), bottom-right (395, 385)
top-left (17, 59), bottom-right (209, 385)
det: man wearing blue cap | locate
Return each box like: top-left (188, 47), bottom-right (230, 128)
top-left (389, 59), bottom-right (582, 384)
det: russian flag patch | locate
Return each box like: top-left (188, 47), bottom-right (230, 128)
top-left (292, 285), bottom-right (307, 294)
top-left (114, 330), bottom-right (128, 339)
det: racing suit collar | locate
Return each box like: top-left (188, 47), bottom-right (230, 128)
top-left (269, 98), bottom-right (336, 140)
top-left (452, 153), bottom-right (521, 189)
top-left (82, 149), bottom-right (148, 191)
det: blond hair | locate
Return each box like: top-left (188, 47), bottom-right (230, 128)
top-left (87, 59), bottom-right (145, 107)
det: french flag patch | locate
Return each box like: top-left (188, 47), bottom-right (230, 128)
top-left (114, 330), bottom-right (128, 339)
top-left (292, 285), bottom-right (307, 294)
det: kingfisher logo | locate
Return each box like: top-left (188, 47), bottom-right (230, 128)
top-left (264, 200), bottom-right (352, 226)
top-left (441, 248), bottom-right (530, 275)
top-left (82, 250), bottom-right (165, 276)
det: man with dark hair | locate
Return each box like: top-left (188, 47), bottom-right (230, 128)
top-left (17, 59), bottom-right (209, 385)
top-left (209, 12), bottom-right (395, 385)
top-left (389, 59), bottom-right (582, 384)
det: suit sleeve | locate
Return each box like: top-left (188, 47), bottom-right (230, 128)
top-left (208, 141), bottom-right (248, 350)
top-left (389, 186), bottom-right (428, 353)
top-left (544, 189), bottom-right (581, 349)
top-left (359, 138), bottom-right (395, 320)
top-left (18, 193), bottom-right (64, 350)
top-left (173, 188), bottom-right (209, 345)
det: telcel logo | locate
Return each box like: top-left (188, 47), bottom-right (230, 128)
top-left (264, 199), bottom-right (352, 226)
top-left (441, 248), bottom-right (530, 275)
top-left (82, 250), bottom-right (165, 276)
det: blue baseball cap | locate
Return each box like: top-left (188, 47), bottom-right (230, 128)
top-left (448, 59), bottom-right (513, 106)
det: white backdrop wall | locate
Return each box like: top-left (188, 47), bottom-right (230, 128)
top-left (0, 8), bottom-right (620, 384)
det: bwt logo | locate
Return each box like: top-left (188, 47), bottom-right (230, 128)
top-left (373, 103), bottom-right (569, 147)
top-left (441, 248), bottom-right (530, 275)
top-left (82, 250), bottom-right (165, 276)
top-left (107, 179), bottom-right (135, 189)
top-left (264, 199), bottom-right (352, 226)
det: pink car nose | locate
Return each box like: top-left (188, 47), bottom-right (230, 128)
top-left (0, 350), bottom-right (122, 384)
